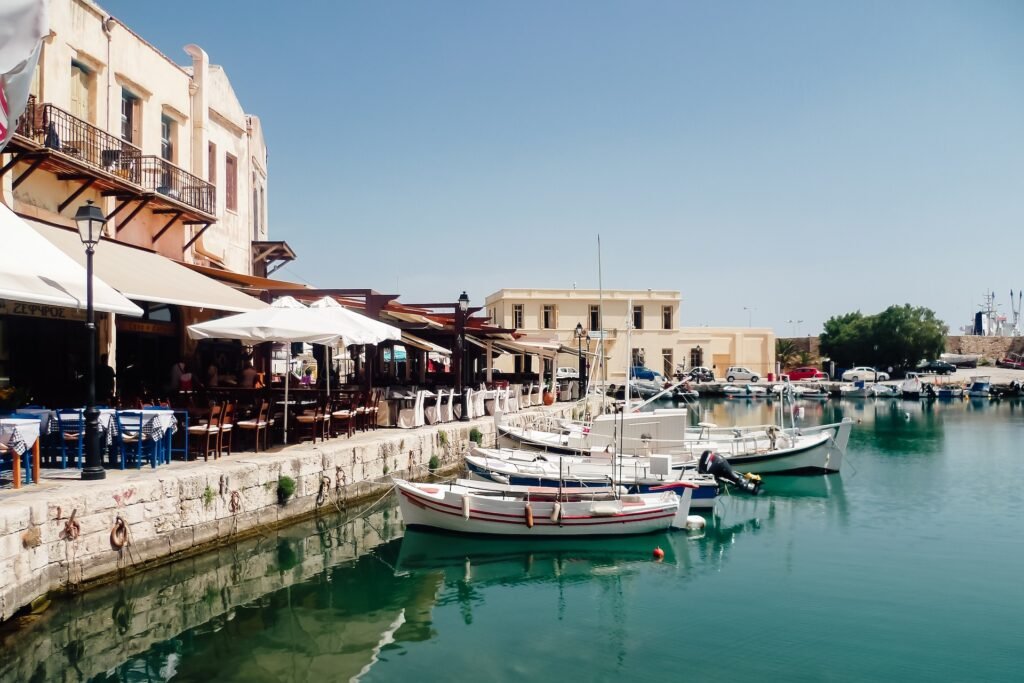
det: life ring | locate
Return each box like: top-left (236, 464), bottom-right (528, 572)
top-left (110, 517), bottom-right (129, 550)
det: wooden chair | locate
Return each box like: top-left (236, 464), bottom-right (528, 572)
top-left (188, 403), bottom-right (222, 461)
top-left (330, 396), bottom-right (354, 438)
top-left (219, 401), bottom-right (236, 456)
top-left (367, 389), bottom-right (382, 430)
top-left (56, 410), bottom-right (84, 469)
top-left (237, 400), bottom-right (270, 452)
top-left (295, 402), bottom-right (324, 443)
top-left (115, 411), bottom-right (159, 469)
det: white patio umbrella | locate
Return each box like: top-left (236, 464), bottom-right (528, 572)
top-left (0, 203), bottom-right (143, 316)
top-left (307, 296), bottom-right (401, 397)
top-left (187, 296), bottom-right (344, 442)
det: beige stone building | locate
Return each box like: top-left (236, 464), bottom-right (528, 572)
top-left (484, 288), bottom-right (775, 381)
top-left (0, 0), bottom-right (282, 401)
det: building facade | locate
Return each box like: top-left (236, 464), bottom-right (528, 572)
top-left (0, 0), bottom-right (276, 402)
top-left (484, 288), bottom-right (775, 381)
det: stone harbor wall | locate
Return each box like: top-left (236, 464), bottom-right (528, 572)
top-left (0, 505), bottom-right (401, 683)
top-left (0, 407), bottom-right (569, 624)
top-left (945, 335), bottom-right (1022, 361)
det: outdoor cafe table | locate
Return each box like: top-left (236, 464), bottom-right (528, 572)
top-left (0, 417), bottom-right (41, 487)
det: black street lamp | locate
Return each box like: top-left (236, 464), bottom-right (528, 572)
top-left (76, 200), bottom-right (107, 481)
top-left (574, 322), bottom-right (585, 396)
top-left (457, 291), bottom-right (470, 422)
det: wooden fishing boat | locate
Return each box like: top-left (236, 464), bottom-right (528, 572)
top-left (394, 478), bottom-right (695, 537)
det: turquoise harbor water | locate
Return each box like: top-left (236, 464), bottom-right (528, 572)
top-left (3, 398), bottom-right (1023, 682)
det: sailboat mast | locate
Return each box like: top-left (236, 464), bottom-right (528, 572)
top-left (598, 235), bottom-right (607, 414)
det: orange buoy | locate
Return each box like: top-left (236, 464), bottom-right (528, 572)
top-left (652, 546), bottom-right (665, 560)
top-left (524, 503), bottom-right (534, 528)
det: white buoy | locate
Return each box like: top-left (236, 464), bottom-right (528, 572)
top-left (462, 496), bottom-right (471, 520)
top-left (685, 515), bottom-right (706, 530)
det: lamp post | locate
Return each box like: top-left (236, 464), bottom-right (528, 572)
top-left (574, 322), bottom-right (585, 396)
top-left (76, 200), bottom-right (106, 481)
top-left (744, 306), bottom-right (754, 327)
top-left (457, 291), bottom-right (470, 422)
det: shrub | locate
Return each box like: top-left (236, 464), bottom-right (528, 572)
top-left (202, 485), bottom-right (215, 509)
top-left (428, 454), bottom-right (440, 472)
top-left (469, 427), bottom-right (483, 445)
top-left (438, 430), bottom-right (449, 447)
top-left (277, 476), bottom-right (296, 504)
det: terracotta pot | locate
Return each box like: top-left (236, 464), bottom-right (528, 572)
top-left (542, 391), bottom-right (555, 406)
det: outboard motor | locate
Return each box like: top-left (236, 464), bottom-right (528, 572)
top-left (698, 450), bottom-right (762, 495)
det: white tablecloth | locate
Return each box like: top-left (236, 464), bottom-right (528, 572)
top-left (0, 418), bottom-right (41, 456)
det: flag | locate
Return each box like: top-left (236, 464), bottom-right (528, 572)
top-left (0, 0), bottom-right (48, 153)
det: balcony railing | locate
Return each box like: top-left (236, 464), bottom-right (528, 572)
top-left (12, 98), bottom-right (216, 217)
top-left (139, 156), bottom-right (216, 216)
top-left (16, 101), bottom-right (142, 184)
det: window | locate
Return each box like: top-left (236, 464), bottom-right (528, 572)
top-left (225, 153), bottom-right (238, 211)
top-left (662, 348), bottom-right (673, 377)
top-left (662, 306), bottom-right (673, 330)
top-left (513, 304), bottom-right (524, 329)
top-left (120, 89), bottom-right (138, 143)
top-left (542, 305), bottom-right (556, 329)
top-left (70, 60), bottom-right (93, 122)
top-left (208, 142), bottom-right (217, 183)
top-left (589, 305), bottom-right (600, 331)
top-left (690, 346), bottom-right (704, 369)
top-left (633, 305), bottom-right (644, 330)
top-left (160, 115), bottom-right (175, 162)
top-left (631, 348), bottom-right (645, 367)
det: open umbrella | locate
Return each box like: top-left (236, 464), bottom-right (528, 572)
top-left (307, 296), bottom-right (401, 397)
top-left (188, 296), bottom-right (344, 442)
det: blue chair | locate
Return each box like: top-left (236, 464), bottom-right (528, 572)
top-left (115, 411), bottom-right (158, 469)
top-left (56, 410), bottom-right (84, 469)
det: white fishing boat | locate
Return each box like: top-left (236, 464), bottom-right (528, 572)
top-left (393, 478), bottom-right (694, 536)
top-left (901, 372), bottom-right (923, 398)
top-left (868, 383), bottom-right (900, 398)
top-left (839, 381), bottom-right (869, 398)
top-left (935, 385), bottom-right (964, 399)
top-left (497, 410), bottom-right (853, 475)
top-left (465, 446), bottom-right (723, 508)
top-left (967, 376), bottom-right (992, 397)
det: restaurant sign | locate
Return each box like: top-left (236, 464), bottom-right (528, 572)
top-left (0, 299), bottom-right (87, 321)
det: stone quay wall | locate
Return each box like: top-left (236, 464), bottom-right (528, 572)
top-left (0, 406), bottom-right (568, 624)
top-left (0, 505), bottom-right (401, 683)
top-left (945, 335), bottom-right (1022, 361)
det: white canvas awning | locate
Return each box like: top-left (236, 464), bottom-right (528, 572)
top-left (0, 204), bottom-right (142, 316)
top-left (28, 219), bottom-right (265, 313)
top-left (187, 296), bottom-right (343, 344)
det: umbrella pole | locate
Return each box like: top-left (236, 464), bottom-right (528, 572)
top-left (284, 348), bottom-right (290, 444)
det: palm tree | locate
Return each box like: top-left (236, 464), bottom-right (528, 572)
top-left (776, 339), bottom-right (799, 370)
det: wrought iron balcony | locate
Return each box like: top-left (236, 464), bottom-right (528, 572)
top-left (12, 98), bottom-right (216, 218)
top-left (15, 100), bottom-right (142, 184)
top-left (139, 156), bottom-right (216, 216)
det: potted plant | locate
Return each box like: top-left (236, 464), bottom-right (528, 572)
top-left (542, 381), bottom-right (555, 405)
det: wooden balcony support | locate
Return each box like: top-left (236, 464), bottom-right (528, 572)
top-left (12, 157), bottom-right (45, 189)
top-left (115, 197), bottom-right (151, 233)
top-left (57, 178), bottom-right (96, 213)
top-left (153, 211), bottom-right (182, 242)
top-left (183, 222), bottom-right (211, 250)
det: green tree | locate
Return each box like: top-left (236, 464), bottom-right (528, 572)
top-left (775, 338), bottom-right (799, 370)
top-left (820, 305), bottom-right (946, 371)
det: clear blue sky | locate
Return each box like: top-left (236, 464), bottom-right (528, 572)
top-left (102, 0), bottom-right (1024, 336)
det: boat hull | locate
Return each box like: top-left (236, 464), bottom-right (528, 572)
top-left (395, 480), bottom-right (686, 537)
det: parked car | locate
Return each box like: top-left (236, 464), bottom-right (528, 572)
top-left (629, 366), bottom-right (658, 381)
top-left (556, 367), bottom-right (579, 379)
top-left (841, 366), bottom-right (890, 382)
top-left (688, 366), bottom-right (716, 382)
top-left (725, 366), bottom-right (759, 383)
top-left (788, 366), bottom-right (828, 381)
top-left (916, 359), bottom-right (956, 375)
top-left (996, 353), bottom-right (1024, 370)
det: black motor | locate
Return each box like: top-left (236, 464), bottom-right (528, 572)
top-left (697, 450), bottom-right (762, 495)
